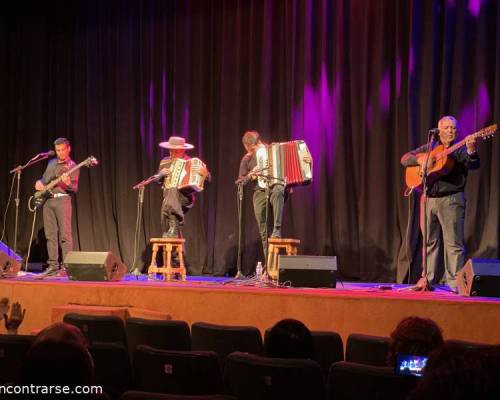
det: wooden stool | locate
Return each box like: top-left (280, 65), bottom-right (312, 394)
top-left (266, 238), bottom-right (300, 280)
top-left (148, 238), bottom-right (186, 281)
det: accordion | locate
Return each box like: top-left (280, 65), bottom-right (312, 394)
top-left (255, 140), bottom-right (313, 188)
top-left (163, 157), bottom-right (207, 192)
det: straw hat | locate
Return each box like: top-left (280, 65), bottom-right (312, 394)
top-left (159, 136), bottom-right (194, 150)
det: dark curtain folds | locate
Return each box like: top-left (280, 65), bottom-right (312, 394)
top-left (1, 0), bottom-right (499, 281)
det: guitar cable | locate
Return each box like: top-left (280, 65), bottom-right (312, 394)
top-left (404, 191), bottom-right (414, 284)
top-left (0, 173), bottom-right (16, 242)
top-left (131, 188), bottom-right (143, 275)
top-left (23, 208), bottom-right (38, 273)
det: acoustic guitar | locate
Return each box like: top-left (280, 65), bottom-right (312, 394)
top-left (405, 124), bottom-right (497, 191)
top-left (29, 156), bottom-right (98, 211)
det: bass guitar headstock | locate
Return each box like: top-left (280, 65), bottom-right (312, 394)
top-left (85, 156), bottom-right (99, 167)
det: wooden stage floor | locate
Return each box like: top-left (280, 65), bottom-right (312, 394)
top-left (1, 273), bottom-right (499, 346)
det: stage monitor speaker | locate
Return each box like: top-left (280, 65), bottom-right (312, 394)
top-left (0, 241), bottom-right (22, 278)
top-left (64, 251), bottom-right (126, 282)
top-left (457, 258), bottom-right (500, 297)
top-left (278, 255), bottom-right (337, 288)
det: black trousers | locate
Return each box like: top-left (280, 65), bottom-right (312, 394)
top-left (252, 184), bottom-right (286, 253)
top-left (161, 188), bottom-right (194, 233)
top-left (42, 197), bottom-right (73, 268)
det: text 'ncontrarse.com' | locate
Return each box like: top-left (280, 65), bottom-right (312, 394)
top-left (0, 384), bottom-right (103, 396)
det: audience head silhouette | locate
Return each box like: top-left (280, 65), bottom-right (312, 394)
top-left (266, 318), bottom-right (315, 359)
top-left (19, 322), bottom-right (95, 387)
top-left (387, 316), bottom-right (444, 366)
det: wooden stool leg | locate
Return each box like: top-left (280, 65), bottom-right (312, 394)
top-left (272, 247), bottom-right (280, 279)
top-left (267, 244), bottom-right (274, 276)
top-left (162, 246), bottom-right (168, 273)
top-left (177, 244), bottom-right (186, 280)
top-left (165, 244), bottom-right (173, 281)
top-left (148, 244), bottom-right (160, 276)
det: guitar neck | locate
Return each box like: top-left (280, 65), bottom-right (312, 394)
top-left (438, 139), bottom-right (466, 159)
top-left (435, 130), bottom-right (483, 161)
top-left (434, 124), bottom-right (497, 160)
top-left (45, 160), bottom-right (85, 191)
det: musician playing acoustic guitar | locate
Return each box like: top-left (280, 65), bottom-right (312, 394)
top-left (401, 116), bottom-right (479, 291)
top-left (158, 136), bottom-right (210, 238)
top-left (35, 138), bottom-right (80, 278)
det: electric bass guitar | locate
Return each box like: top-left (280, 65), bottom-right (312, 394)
top-left (405, 124), bottom-right (497, 192)
top-left (29, 156), bottom-right (98, 211)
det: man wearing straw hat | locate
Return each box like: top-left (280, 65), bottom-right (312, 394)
top-left (158, 136), bottom-right (210, 237)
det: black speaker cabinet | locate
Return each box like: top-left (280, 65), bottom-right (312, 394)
top-left (278, 255), bottom-right (337, 288)
top-left (64, 251), bottom-right (126, 281)
top-left (0, 241), bottom-right (22, 278)
top-left (457, 258), bottom-right (500, 297)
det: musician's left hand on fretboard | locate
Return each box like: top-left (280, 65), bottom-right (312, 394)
top-left (465, 135), bottom-right (477, 154)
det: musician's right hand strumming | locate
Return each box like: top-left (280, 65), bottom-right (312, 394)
top-left (35, 180), bottom-right (45, 191)
top-left (417, 154), bottom-right (435, 172)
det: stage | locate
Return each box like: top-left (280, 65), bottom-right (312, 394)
top-left (0, 273), bottom-right (499, 346)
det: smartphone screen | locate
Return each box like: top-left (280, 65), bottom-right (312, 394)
top-left (395, 353), bottom-right (428, 377)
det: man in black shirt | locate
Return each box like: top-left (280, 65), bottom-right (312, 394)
top-left (401, 116), bottom-right (479, 291)
top-left (238, 131), bottom-right (286, 253)
top-left (35, 138), bottom-right (80, 277)
top-left (237, 131), bottom-right (311, 262)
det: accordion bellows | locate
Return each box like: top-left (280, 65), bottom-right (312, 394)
top-left (163, 158), bottom-right (207, 192)
top-left (256, 140), bottom-right (313, 188)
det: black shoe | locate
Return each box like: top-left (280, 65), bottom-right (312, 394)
top-left (270, 229), bottom-right (282, 238)
top-left (37, 266), bottom-right (60, 279)
top-left (165, 219), bottom-right (179, 238)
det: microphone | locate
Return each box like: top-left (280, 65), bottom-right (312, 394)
top-left (35, 150), bottom-right (56, 158)
top-left (235, 176), bottom-right (249, 185)
top-left (234, 166), bottom-right (270, 185)
top-left (428, 128), bottom-right (440, 140)
top-left (153, 170), bottom-right (169, 180)
top-left (132, 170), bottom-right (169, 189)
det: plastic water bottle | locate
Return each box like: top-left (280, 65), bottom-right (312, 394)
top-left (256, 261), bottom-right (263, 279)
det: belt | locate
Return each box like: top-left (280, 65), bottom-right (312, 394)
top-left (427, 191), bottom-right (460, 198)
top-left (52, 193), bottom-right (69, 198)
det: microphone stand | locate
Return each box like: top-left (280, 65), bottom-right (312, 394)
top-left (412, 131), bottom-right (436, 292)
top-left (9, 153), bottom-right (52, 254)
top-left (131, 173), bottom-right (163, 277)
top-left (235, 181), bottom-right (245, 279)
top-left (224, 171), bottom-right (284, 286)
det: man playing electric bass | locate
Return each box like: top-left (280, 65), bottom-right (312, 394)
top-left (401, 116), bottom-right (479, 292)
top-left (35, 138), bottom-right (79, 277)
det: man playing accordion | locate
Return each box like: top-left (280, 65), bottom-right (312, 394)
top-left (237, 131), bottom-right (312, 258)
top-left (158, 136), bottom-right (210, 238)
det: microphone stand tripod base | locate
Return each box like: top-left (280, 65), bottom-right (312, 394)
top-left (131, 268), bottom-right (143, 278)
top-left (403, 277), bottom-right (434, 292)
top-left (233, 271), bottom-right (246, 280)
